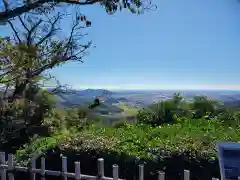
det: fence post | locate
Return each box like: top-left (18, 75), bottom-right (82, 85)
top-left (158, 171), bottom-right (165, 180)
top-left (184, 170), bottom-right (190, 180)
top-left (97, 158), bottom-right (104, 179)
top-left (62, 156), bottom-right (67, 180)
top-left (138, 164), bottom-right (144, 180)
top-left (112, 164), bottom-right (119, 180)
top-left (8, 154), bottom-right (14, 180)
top-left (74, 161), bottom-right (81, 180)
top-left (0, 152), bottom-right (6, 180)
top-left (41, 157), bottom-right (46, 180)
top-left (30, 158), bottom-right (36, 180)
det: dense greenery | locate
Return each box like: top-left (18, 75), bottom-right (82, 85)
top-left (11, 92), bottom-right (240, 179)
top-left (137, 93), bottom-right (240, 125)
top-left (16, 118), bottom-right (240, 163)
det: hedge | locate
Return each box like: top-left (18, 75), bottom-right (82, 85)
top-left (14, 119), bottom-right (240, 180)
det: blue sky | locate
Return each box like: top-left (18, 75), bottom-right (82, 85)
top-left (2, 0), bottom-right (240, 90)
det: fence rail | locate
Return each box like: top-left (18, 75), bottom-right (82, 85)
top-left (0, 152), bottom-right (219, 180)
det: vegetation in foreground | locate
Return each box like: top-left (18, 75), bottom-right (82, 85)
top-left (0, 0), bottom-right (153, 152)
top-left (12, 93), bottom-right (240, 179)
top-left (16, 119), bottom-right (240, 164)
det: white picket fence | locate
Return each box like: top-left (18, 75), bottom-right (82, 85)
top-left (0, 151), bottom-right (220, 180)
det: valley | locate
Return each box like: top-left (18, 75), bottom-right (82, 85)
top-left (50, 89), bottom-right (240, 125)
top-left (54, 89), bottom-right (240, 109)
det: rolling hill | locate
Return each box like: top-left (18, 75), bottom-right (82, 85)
top-left (54, 89), bottom-right (114, 108)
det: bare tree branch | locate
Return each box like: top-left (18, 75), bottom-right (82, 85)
top-left (27, 19), bottom-right (43, 44)
top-left (1, 9), bottom-right (91, 100)
top-left (36, 12), bottom-right (62, 46)
top-left (2, 0), bottom-right (8, 11)
top-left (7, 20), bottom-right (21, 42)
top-left (18, 16), bottom-right (30, 32)
top-left (0, 0), bottom-right (101, 22)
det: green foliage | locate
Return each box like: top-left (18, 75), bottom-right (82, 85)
top-left (0, 7), bottom-right (91, 150)
top-left (137, 93), bottom-right (186, 125)
top-left (112, 121), bottom-right (128, 128)
top-left (14, 92), bottom-right (240, 179)
top-left (172, 92), bottom-right (183, 106)
top-left (15, 119), bottom-right (240, 166)
top-left (137, 108), bottom-right (153, 124)
top-left (216, 108), bottom-right (240, 126)
top-left (43, 109), bottom-right (66, 132)
top-left (43, 107), bottom-right (88, 133)
top-left (136, 93), bottom-right (229, 126)
top-left (191, 96), bottom-right (220, 118)
top-left (14, 131), bottom-right (69, 166)
top-left (100, 0), bottom-right (153, 14)
top-left (0, 0), bottom-right (156, 155)
top-left (118, 102), bottom-right (139, 116)
top-left (35, 90), bottom-right (56, 110)
top-left (0, 85), bottom-right (57, 151)
top-left (0, 0), bottom-right (155, 24)
top-left (64, 108), bottom-right (88, 129)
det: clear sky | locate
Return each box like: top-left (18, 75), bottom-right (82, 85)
top-left (2, 0), bottom-right (240, 90)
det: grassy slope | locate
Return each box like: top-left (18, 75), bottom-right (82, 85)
top-left (118, 102), bottom-right (139, 116)
top-left (102, 102), bottom-right (139, 125)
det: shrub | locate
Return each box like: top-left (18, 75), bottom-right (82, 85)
top-left (43, 107), bottom-right (88, 133)
top-left (191, 96), bottom-right (220, 118)
top-left (137, 100), bottom-right (179, 125)
top-left (137, 108), bottom-right (153, 124)
top-left (14, 119), bottom-right (240, 180)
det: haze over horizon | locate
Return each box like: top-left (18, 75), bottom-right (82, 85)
top-left (72, 84), bottom-right (240, 91)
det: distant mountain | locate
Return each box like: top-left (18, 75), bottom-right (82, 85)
top-left (3, 88), bottom-right (240, 110)
top-left (75, 89), bottom-right (114, 98)
top-left (53, 89), bottom-right (116, 108)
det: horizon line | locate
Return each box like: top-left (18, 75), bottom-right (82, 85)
top-left (72, 88), bottom-right (240, 91)
top-left (71, 84), bottom-right (240, 91)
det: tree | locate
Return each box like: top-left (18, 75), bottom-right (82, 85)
top-left (0, 7), bottom-right (93, 151)
top-left (0, 0), bottom-right (156, 24)
top-left (0, 9), bottom-right (91, 99)
top-left (43, 106), bottom-right (89, 133)
top-left (137, 99), bottom-right (178, 126)
top-left (171, 93), bottom-right (192, 118)
top-left (0, 0), bottom-right (156, 108)
top-left (137, 107), bottom-right (153, 124)
top-left (191, 95), bottom-right (220, 118)
top-left (0, 0), bottom-right (156, 151)
top-left (172, 92), bottom-right (183, 106)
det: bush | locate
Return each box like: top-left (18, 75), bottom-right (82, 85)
top-left (0, 87), bottom-right (57, 153)
top-left (191, 96), bottom-right (220, 118)
top-left (15, 119), bottom-right (240, 180)
top-left (137, 93), bottom-right (194, 126)
top-left (137, 108), bottom-right (153, 124)
top-left (43, 108), bottom-right (88, 133)
top-left (137, 100), bottom-right (180, 125)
